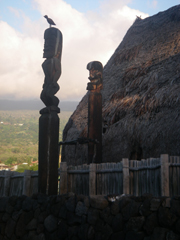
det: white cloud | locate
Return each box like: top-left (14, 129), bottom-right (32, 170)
top-left (148, 0), bottom-right (158, 9)
top-left (0, 0), bottom-right (149, 101)
top-left (8, 7), bottom-right (21, 18)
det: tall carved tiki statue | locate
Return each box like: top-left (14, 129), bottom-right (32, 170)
top-left (87, 61), bottom-right (103, 164)
top-left (38, 27), bottom-right (63, 195)
top-left (40, 27), bottom-right (62, 111)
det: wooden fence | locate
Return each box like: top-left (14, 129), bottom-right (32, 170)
top-left (59, 154), bottom-right (180, 197)
top-left (0, 154), bottom-right (180, 197)
top-left (0, 170), bottom-right (38, 197)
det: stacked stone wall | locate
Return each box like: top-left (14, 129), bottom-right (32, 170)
top-left (0, 193), bottom-right (180, 240)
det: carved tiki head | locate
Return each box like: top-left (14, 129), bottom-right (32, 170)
top-left (43, 27), bottom-right (62, 60)
top-left (86, 61), bottom-right (103, 90)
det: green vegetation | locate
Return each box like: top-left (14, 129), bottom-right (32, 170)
top-left (0, 110), bottom-right (72, 171)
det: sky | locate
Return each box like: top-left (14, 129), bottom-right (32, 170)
top-left (0, 0), bottom-right (179, 102)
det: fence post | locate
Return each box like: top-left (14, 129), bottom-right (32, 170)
top-left (123, 158), bottom-right (129, 194)
top-left (59, 162), bottom-right (67, 194)
top-left (3, 171), bottom-right (12, 197)
top-left (161, 154), bottom-right (169, 197)
top-left (23, 170), bottom-right (32, 196)
top-left (89, 163), bottom-right (96, 195)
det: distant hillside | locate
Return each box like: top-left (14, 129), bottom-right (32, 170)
top-left (0, 99), bottom-right (78, 112)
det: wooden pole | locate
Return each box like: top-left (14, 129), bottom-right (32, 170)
top-left (87, 61), bottom-right (103, 164)
top-left (88, 92), bottom-right (102, 163)
top-left (38, 111), bottom-right (59, 195)
top-left (38, 27), bottom-right (62, 195)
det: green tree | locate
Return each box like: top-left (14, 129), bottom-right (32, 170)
top-left (5, 157), bottom-right (17, 166)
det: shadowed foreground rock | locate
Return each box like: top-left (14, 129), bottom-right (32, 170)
top-left (0, 194), bottom-right (180, 239)
top-left (62, 5), bottom-right (180, 165)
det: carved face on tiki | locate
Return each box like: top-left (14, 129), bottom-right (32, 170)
top-left (43, 27), bottom-right (62, 60)
top-left (86, 61), bottom-right (103, 91)
top-left (87, 61), bottom-right (103, 82)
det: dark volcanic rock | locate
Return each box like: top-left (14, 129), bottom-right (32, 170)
top-left (158, 206), bottom-right (177, 228)
top-left (62, 5), bottom-right (180, 165)
top-left (143, 212), bottom-right (158, 235)
top-left (111, 213), bottom-right (123, 232)
top-left (126, 216), bottom-right (145, 232)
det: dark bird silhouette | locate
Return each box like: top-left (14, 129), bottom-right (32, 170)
top-left (44, 15), bottom-right (56, 27)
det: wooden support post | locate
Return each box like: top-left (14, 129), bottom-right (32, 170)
top-left (123, 158), bottom-right (129, 195)
top-left (59, 162), bottom-right (67, 194)
top-left (89, 163), bottom-right (96, 195)
top-left (39, 27), bottom-right (62, 195)
top-left (23, 170), bottom-right (32, 196)
top-left (87, 61), bottom-right (103, 164)
top-left (38, 111), bottom-right (60, 195)
top-left (3, 171), bottom-right (11, 197)
top-left (88, 92), bottom-right (102, 163)
top-left (161, 154), bottom-right (170, 197)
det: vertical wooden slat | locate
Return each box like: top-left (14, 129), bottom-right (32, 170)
top-left (117, 162), bottom-right (119, 194)
top-left (120, 162), bottom-right (123, 194)
top-left (130, 160), bottom-right (133, 195)
top-left (146, 158), bottom-right (150, 194)
top-left (106, 163), bottom-right (109, 195)
top-left (9, 172), bottom-right (23, 196)
top-left (96, 164), bottom-right (99, 195)
top-left (30, 173), bottom-right (38, 196)
top-left (177, 156), bottom-right (180, 195)
top-left (87, 164), bottom-right (90, 195)
top-left (141, 160), bottom-right (145, 195)
top-left (154, 158), bottom-right (157, 197)
top-left (23, 170), bottom-right (32, 196)
top-left (76, 165), bottom-right (79, 194)
top-left (82, 164), bottom-right (86, 195)
top-left (154, 158), bottom-right (156, 196)
top-left (107, 163), bottom-right (110, 195)
top-left (102, 163), bottom-right (106, 195)
top-left (106, 163), bottom-right (108, 195)
top-left (0, 171), bottom-right (5, 197)
top-left (152, 158), bottom-right (156, 195)
top-left (4, 171), bottom-right (12, 197)
top-left (89, 163), bottom-right (96, 195)
top-left (173, 156), bottom-right (178, 196)
top-left (157, 158), bottom-right (161, 197)
top-left (59, 162), bottom-right (67, 194)
top-left (123, 158), bottom-right (129, 195)
top-left (133, 160), bottom-right (135, 195)
top-left (114, 163), bottom-right (117, 194)
top-left (78, 165), bottom-right (81, 194)
top-left (161, 154), bottom-right (170, 197)
top-left (67, 165), bottom-right (71, 193)
top-left (169, 156), bottom-right (173, 196)
top-left (109, 163), bottom-right (112, 194)
top-left (135, 161), bottom-right (139, 196)
top-left (113, 163), bottom-right (116, 194)
top-left (111, 163), bottom-right (114, 194)
top-left (138, 160), bottom-right (141, 196)
top-left (72, 165), bottom-right (75, 193)
top-left (149, 158), bottom-right (153, 195)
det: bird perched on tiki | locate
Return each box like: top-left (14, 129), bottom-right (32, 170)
top-left (44, 15), bottom-right (56, 28)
